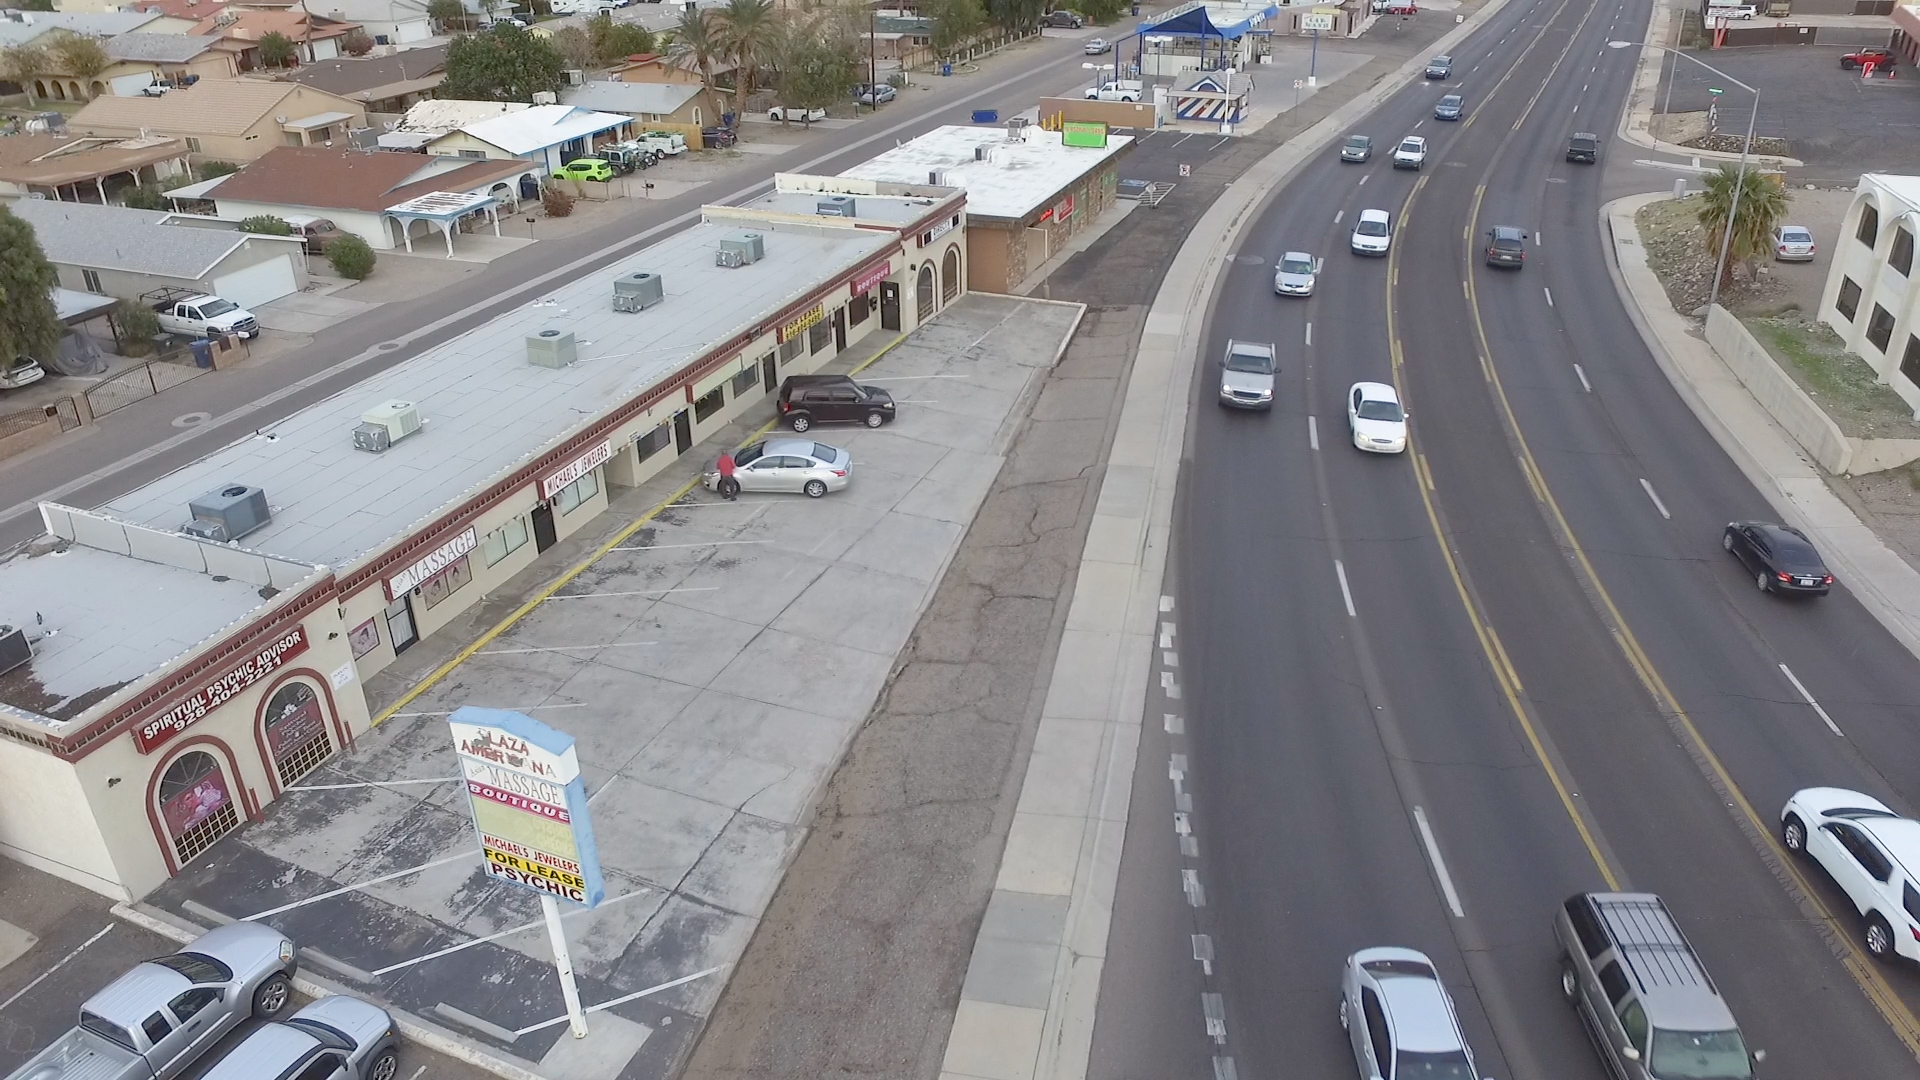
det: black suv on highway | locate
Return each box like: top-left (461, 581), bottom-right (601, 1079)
top-left (1485, 226), bottom-right (1527, 268)
top-left (778, 375), bottom-right (897, 432)
top-left (1566, 132), bottom-right (1599, 163)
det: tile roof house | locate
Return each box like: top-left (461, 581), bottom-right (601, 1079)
top-left (198, 145), bottom-right (532, 251)
top-left (96, 34), bottom-right (243, 94)
top-left (0, 133), bottom-right (193, 202)
top-left (9, 199), bottom-right (307, 308)
top-left (424, 103), bottom-right (632, 173)
top-left (185, 8), bottom-right (362, 64)
top-left (67, 79), bottom-right (367, 162)
top-left (284, 43), bottom-right (448, 112)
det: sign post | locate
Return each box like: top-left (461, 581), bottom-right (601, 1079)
top-left (449, 707), bottom-right (604, 1039)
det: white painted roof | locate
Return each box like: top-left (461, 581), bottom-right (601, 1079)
top-left (562, 81), bottom-right (702, 116)
top-left (100, 217), bottom-right (895, 571)
top-left (395, 98), bottom-right (529, 134)
top-left (455, 104), bottom-right (628, 155)
top-left (838, 125), bottom-right (1132, 221)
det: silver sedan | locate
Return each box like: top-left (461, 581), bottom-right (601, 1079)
top-left (705, 438), bottom-right (853, 498)
top-left (200, 996), bottom-right (400, 1080)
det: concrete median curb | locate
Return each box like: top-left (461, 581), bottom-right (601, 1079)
top-left (933, 2), bottom-right (1527, 1078)
top-left (1601, 192), bottom-right (1920, 661)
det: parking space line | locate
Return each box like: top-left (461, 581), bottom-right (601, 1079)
top-left (1308, 415), bottom-right (1319, 450)
top-left (514, 965), bottom-right (728, 1036)
top-left (1412, 807), bottom-right (1465, 917)
top-left (1779, 663), bottom-right (1845, 736)
top-left (370, 890), bottom-right (656, 977)
top-left (0, 924), bottom-right (113, 1014)
top-left (244, 852), bottom-right (478, 921)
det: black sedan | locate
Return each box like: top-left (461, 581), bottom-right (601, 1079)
top-left (1723, 521), bottom-right (1833, 595)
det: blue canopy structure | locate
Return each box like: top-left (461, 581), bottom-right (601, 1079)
top-left (1136, 0), bottom-right (1280, 39)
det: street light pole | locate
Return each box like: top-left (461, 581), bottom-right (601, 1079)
top-left (869, 3), bottom-right (877, 107)
top-left (1608, 41), bottom-right (1760, 315)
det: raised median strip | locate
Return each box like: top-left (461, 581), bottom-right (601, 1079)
top-left (933, 2), bottom-right (1530, 1078)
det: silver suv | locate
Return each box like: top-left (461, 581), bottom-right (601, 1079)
top-left (1218, 339), bottom-right (1275, 410)
top-left (1555, 893), bottom-right (1760, 1080)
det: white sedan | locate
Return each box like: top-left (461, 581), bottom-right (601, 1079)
top-left (1348, 381), bottom-right (1407, 453)
top-left (1350, 208), bottom-right (1392, 256)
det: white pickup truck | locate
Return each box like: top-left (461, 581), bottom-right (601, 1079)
top-left (143, 289), bottom-right (260, 340)
top-left (1084, 79), bottom-right (1143, 102)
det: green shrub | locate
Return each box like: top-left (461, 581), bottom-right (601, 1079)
top-left (115, 300), bottom-right (160, 355)
top-left (328, 234), bottom-right (376, 279)
top-left (238, 214), bottom-right (291, 235)
top-left (121, 184), bottom-right (166, 210)
top-left (197, 160), bottom-right (241, 178)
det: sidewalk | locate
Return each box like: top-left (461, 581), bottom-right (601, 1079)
top-left (1604, 192), bottom-right (1920, 659)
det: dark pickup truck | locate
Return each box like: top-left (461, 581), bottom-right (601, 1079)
top-left (1566, 132), bottom-right (1599, 163)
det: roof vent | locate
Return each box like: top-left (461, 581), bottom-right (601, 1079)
top-left (0, 625), bottom-right (31, 678)
top-left (974, 144), bottom-right (993, 161)
top-left (816, 195), bottom-right (856, 218)
top-left (181, 483), bottom-right (270, 543)
top-left (612, 271), bottom-right (663, 313)
top-left (928, 169), bottom-right (947, 185)
top-left (718, 230), bottom-right (765, 265)
top-left (527, 328), bottom-right (577, 369)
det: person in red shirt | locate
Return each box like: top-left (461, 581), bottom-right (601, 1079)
top-left (716, 449), bottom-right (738, 500)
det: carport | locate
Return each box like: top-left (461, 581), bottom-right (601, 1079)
top-left (386, 191), bottom-right (503, 257)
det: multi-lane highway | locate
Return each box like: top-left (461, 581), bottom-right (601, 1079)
top-left (1091, 0), bottom-right (1920, 1077)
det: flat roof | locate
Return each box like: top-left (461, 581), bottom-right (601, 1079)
top-left (1865, 173), bottom-right (1920, 217)
top-left (741, 186), bottom-right (943, 226)
top-left (0, 543), bottom-right (273, 721)
top-left (99, 217), bottom-right (895, 572)
top-left (839, 125), bottom-right (1132, 221)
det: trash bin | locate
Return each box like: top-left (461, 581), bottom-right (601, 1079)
top-left (941, 62), bottom-right (953, 76)
top-left (188, 338), bottom-right (213, 368)
top-left (519, 174), bottom-right (540, 200)
top-left (1132, 2), bottom-right (1140, 13)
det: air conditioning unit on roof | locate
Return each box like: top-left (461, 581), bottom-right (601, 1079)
top-left (718, 231), bottom-right (764, 263)
top-left (361, 399), bottom-right (421, 441)
top-left (527, 328), bottom-right (577, 369)
top-left (181, 483), bottom-right (270, 542)
top-left (612, 271), bottom-right (663, 312)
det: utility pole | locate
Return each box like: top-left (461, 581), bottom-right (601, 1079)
top-left (869, 2), bottom-right (877, 104)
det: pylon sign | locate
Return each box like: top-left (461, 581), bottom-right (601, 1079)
top-left (450, 706), bottom-right (605, 907)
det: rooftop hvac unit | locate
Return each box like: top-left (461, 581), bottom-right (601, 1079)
top-left (816, 195), bottom-right (856, 218)
top-left (346, 126), bottom-right (377, 150)
top-left (928, 169), bottom-right (947, 186)
top-left (564, 69), bottom-right (584, 85)
top-left (974, 144), bottom-right (993, 162)
top-left (612, 271), bottom-right (664, 313)
top-left (181, 483), bottom-right (270, 543)
top-left (353, 422), bottom-right (391, 453)
top-left (527, 328), bottom-right (577, 369)
top-left (1006, 116), bottom-right (1029, 140)
top-left (719, 231), bottom-right (765, 263)
top-left (361, 399), bottom-right (422, 442)
top-left (716, 248), bottom-right (745, 268)
top-left (0, 624), bottom-right (30, 678)
top-left (532, 90), bottom-right (557, 105)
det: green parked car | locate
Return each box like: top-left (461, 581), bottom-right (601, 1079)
top-left (554, 158), bottom-right (615, 182)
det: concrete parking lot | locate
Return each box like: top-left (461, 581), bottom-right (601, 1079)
top-left (0, 860), bottom-right (495, 1080)
top-left (1657, 43), bottom-right (1920, 179)
top-left (141, 293), bottom-right (1082, 1080)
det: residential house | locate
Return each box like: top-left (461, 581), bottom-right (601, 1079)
top-left (865, 13), bottom-right (933, 67)
top-left (10, 199), bottom-right (307, 308)
top-left (424, 103), bottom-right (631, 173)
top-left (376, 98), bottom-right (526, 150)
top-left (311, 0), bottom-right (435, 45)
top-left (560, 81), bottom-right (721, 145)
top-left (0, 11), bottom-right (175, 48)
top-left (0, 132), bottom-right (192, 202)
top-left (185, 8), bottom-right (362, 64)
top-left (195, 145), bottom-right (532, 251)
top-left (100, 34), bottom-right (244, 93)
top-left (67, 79), bottom-right (367, 162)
top-left (284, 43), bottom-right (447, 114)
top-left (614, 51), bottom-right (734, 93)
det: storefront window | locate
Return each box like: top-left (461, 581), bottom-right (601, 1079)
top-left (778, 336), bottom-right (804, 364)
top-left (481, 516), bottom-right (531, 567)
top-left (808, 317), bottom-right (831, 354)
top-left (851, 292), bottom-right (870, 325)
top-left (263, 680), bottom-right (332, 787)
top-left (158, 751), bottom-right (238, 866)
top-left (347, 617), bottom-right (380, 659)
top-left (635, 421), bottom-right (673, 463)
top-left (693, 385), bottom-right (725, 421)
top-left (418, 555), bottom-right (472, 609)
top-left (730, 366), bottom-right (760, 399)
top-left (554, 469), bottom-right (600, 515)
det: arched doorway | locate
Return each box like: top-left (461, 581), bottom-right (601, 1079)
top-left (33, 80), bottom-right (47, 99)
top-left (48, 81), bottom-right (65, 101)
top-left (156, 750), bottom-right (240, 866)
top-left (88, 80), bottom-right (105, 98)
top-left (941, 246), bottom-right (961, 303)
top-left (261, 678), bottom-right (334, 788)
top-left (66, 81), bottom-right (81, 101)
top-left (916, 264), bottom-right (935, 322)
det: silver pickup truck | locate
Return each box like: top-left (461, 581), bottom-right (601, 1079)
top-left (7, 923), bottom-right (297, 1080)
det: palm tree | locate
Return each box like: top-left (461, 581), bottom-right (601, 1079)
top-left (716, 0), bottom-right (774, 99)
top-left (668, 6), bottom-right (726, 100)
top-left (1696, 163), bottom-right (1789, 288)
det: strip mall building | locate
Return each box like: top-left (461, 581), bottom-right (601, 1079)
top-left (0, 173), bottom-right (969, 899)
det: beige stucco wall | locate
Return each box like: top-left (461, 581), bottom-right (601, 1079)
top-left (0, 737), bottom-right (125, 899)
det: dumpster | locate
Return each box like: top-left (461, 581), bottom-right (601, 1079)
top-left (972, 108), bottom-right (998, 123)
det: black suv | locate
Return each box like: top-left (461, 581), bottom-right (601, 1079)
top-left (1484, 226), bottom-right (1526, 268)
top-left (778, 375), bottom-right (896, 432)
top-left (1566, 132), bottom-right (1599, 163)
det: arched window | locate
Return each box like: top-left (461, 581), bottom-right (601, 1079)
top-left (942, 246), bottom-right (961, 302)
top-left (916, 264), bottom-right (935, 322)
top-left (157, 751), bottom-right (239, 866)
top-left (262, 679), bottom-right (333, 787)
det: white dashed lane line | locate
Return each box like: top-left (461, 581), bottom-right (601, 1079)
top-left (1335, 559), bottom-right (1357, 617)
top-left (1638, 477), bottom-right (1671, 520)
top-left (1779, 663), bottom-right (1845, 736)
top-left (1413, 806), bottom-right (1466, 917)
